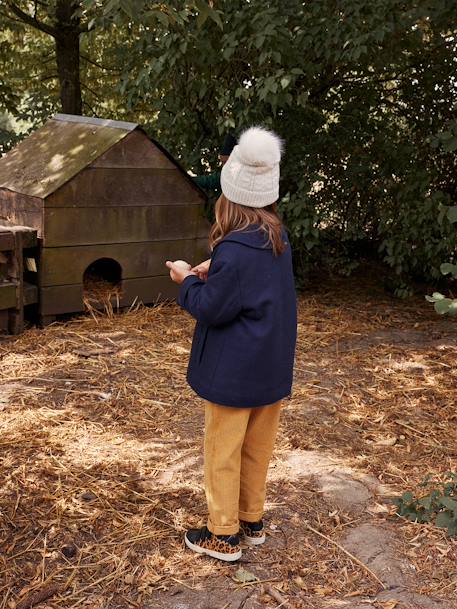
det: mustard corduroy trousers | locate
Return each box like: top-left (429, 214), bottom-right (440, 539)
top-left (204, 400), bottom-right (282, 536)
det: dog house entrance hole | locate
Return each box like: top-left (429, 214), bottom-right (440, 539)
top-left (83, 258), bottom-right (122, 300)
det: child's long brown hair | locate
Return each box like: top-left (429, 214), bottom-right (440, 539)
top-left (209, 194), bottom-right (286, 256)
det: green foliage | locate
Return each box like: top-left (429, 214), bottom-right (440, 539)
top-left (101, 0), bottom-right (457, 281)
top-left (425, 205), bottom-right (457, 314)
top-left (440, 262), bottom-right (457, 277)
top-left (2, 0), bottom-right (457, 284)
top-left (393, 281), bottom-right (414, 300)
top-left (426, 292), bottom-right (457, 315)
top-left (431, 117), bottom-right (457, 153)
top-left (394, 474), bottom-right (457, 536)
top-left (0, 0), bottom-right (136, 151)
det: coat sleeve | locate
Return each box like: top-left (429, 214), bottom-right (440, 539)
top-left (192, 171), bottom-right (221, 192)
top-left (177, 247), bottom-right (241, 326)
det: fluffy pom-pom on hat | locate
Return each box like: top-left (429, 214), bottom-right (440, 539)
top-left (221, 126), bottom-right (283, 208)
top-left (237, 126), bottom-right (283, 167)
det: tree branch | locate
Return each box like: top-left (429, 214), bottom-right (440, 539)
top-left (82, 99), bottom-right (96, 115)
top-left (7, 1), bottom-right (57, 37)
top-left (80, 54), bottom-right (119, 72)
top-left (80, 82), bottom-right (100, 98)
top-left (0, 8), bottom-right (26, 25)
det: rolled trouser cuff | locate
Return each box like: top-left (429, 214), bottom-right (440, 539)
top-left (207, 517), bottom-right (240, 537)
top-left (238, 509), bottom-right (263, 522)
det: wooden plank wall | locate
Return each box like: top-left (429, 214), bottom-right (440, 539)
top-left (40, 129), bottom-right (210, 315)
top-left (43, 205), bottom-right (208, 247)
top-left (46, 169), bottom-right (203, 208)
top-left (40, 238), bottom-right (209, 286)
top-left (41, 276), bottom-right (181, 316)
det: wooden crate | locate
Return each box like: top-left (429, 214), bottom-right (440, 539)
top-left (0, 224), bottom-right (38, 334)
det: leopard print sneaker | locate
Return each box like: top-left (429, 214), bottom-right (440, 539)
top-left (185, 526), bottom-right (242, 562)
top-left (239, 520), bottom-right (266, 546)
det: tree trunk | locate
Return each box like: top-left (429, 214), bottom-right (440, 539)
top-left (54, 0), bottom-right (82, 115)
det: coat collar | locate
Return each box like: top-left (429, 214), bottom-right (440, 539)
top-left (217, 225), bottom-right (276, 250)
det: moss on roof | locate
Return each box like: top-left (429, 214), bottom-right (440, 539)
top-left (0, 115), bottom-right (138, 199)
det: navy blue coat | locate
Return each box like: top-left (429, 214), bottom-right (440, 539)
top-left (177, 226), bottom-right (297, 408)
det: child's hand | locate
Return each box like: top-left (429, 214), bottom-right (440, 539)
top-left (166, 261), bottom-right (196, 285)
top-left (191, 258), bottom-right (211, 281)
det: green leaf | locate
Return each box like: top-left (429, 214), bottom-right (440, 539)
top-left (103, 0), bottom-right (120, 16)
top-left (440, 263), bottom-right (457, 276)
top-left (197, 12), bottom-right (208, 27)
top-left (209, 9), bottom-right (223, 30)
top-left (234, 568), bottom-right (258, 583)
top-left (120, 0), bottom-right (137, 20)
top-left (195, 0), bottom-right (210, 27)
top-left (440, 130), bottom-right (454, 141)
top-left (418, 496), bottom-right (433, 510)
top-left (440, 497), bottom-right (457, 513)
top-left (401, 491), bottom-right (414, 503)
top-left (435, 511), bottom-right (456, 533)
top-left (443, 138), bottom-right (457, 152)
top-left (154, 10), bottom-right (170, 27)
top-left (448, 207), bottom-right (457, 223)
top-left (447, 522), bottom-right (457, 536)
top-left (255, 35), bottom-right (266, 49)
top-left (434, 298), bottom-right (453, 314)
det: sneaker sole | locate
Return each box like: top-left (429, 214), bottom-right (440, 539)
top-left (243, 534), bottom-right (266, 546)
top-left (184, 534), bottom-right (242, 562)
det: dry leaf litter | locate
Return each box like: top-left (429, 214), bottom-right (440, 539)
top-left (0, 275), bottom-right (456, 608)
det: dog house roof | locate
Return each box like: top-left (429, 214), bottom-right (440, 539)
top-left (0, 114), bottom-right (194, 199)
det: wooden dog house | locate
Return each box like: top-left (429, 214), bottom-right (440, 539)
top-left (0, 114), bottom-right (209, 325)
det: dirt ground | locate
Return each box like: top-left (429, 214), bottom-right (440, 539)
top-left (1, 275), bottom-right (457, 609)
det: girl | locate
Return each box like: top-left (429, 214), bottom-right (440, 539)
top-left (166, 127), bottom-right (297, 562)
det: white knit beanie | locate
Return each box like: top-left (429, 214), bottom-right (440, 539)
top-left (220, 126), bottom-right (283, 208)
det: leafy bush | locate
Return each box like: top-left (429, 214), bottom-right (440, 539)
top-left (109, 0), bottom-right (456, 283)
top-left (426, 205), bottom-right (457, 314)
top-left (3, 0), bottom-right (456, 284)
top-left (394, 474), bottom-right (457, 536)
